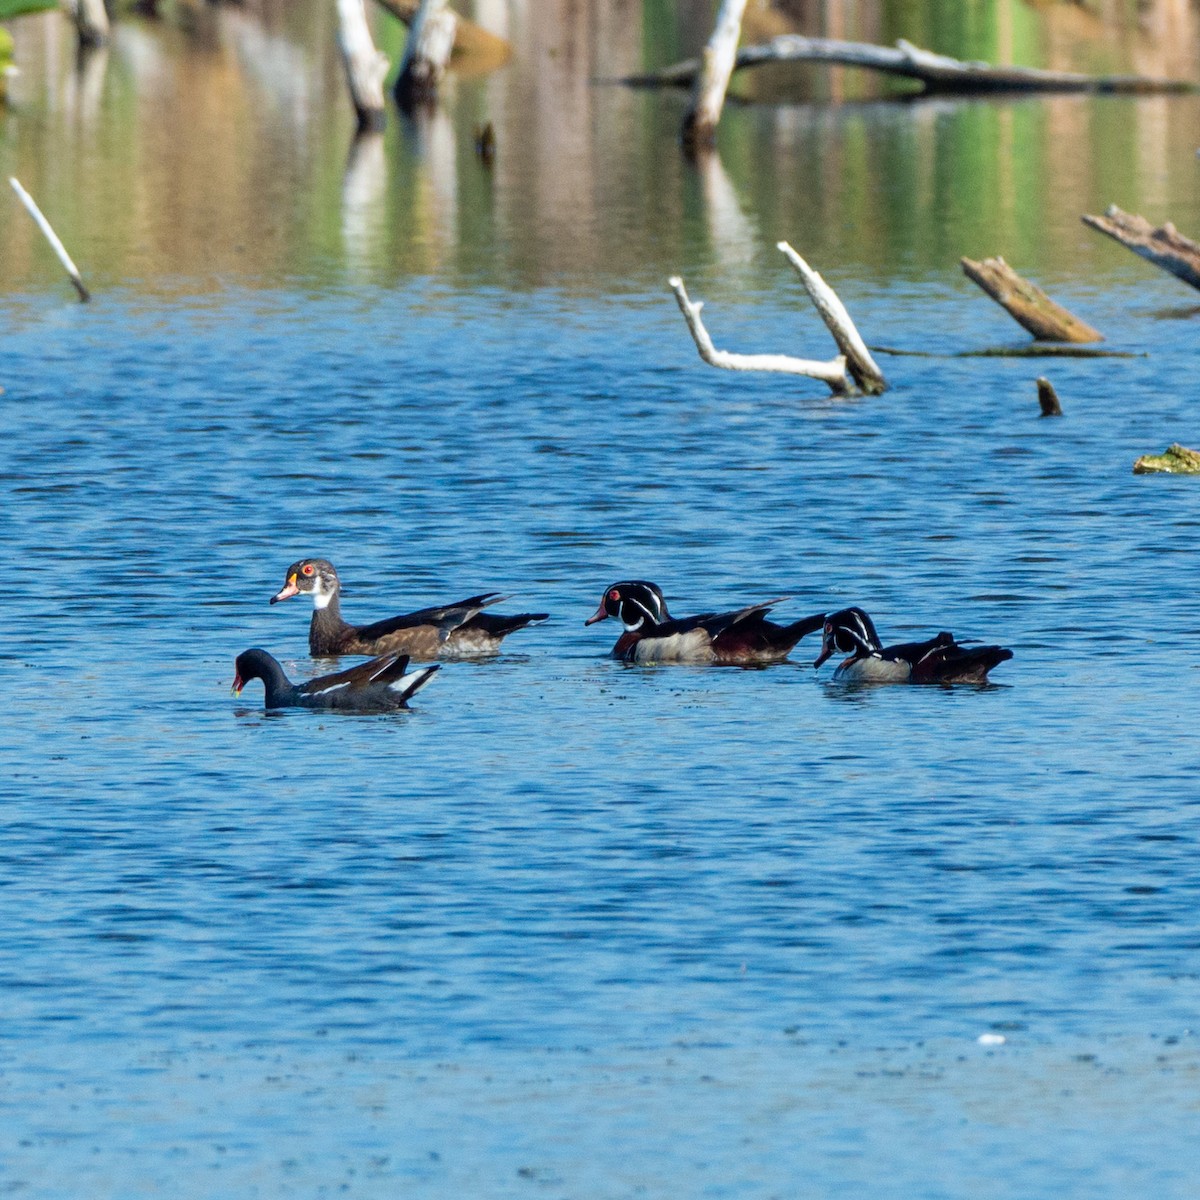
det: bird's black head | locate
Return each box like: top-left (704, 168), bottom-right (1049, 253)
top-left (585, 581), bottom-right (670, 631)
top-left (232, 648), bottom-right (278, 694)
top-left (814, 607), bottom-right (882, 668)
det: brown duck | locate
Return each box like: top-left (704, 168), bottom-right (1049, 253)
top-left (270, 558), bottom-right (548, 660)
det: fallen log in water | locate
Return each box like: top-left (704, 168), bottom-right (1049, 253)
top-left (681, 0), bottom-right (747, 150)
top-left (627, 35), bottom-right (1197, 96)
top-left (1082, 206), bottom-right (1200, 293)
top-left (337, 0), bottom-right (389, 132)
top-left (961, 256), bottom-right (1103, 343)
top-left (8, 176), bottom-right (90, 301)
top-left (1133, 444), bottom-right (1200, 475)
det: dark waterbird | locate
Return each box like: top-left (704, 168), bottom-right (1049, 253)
top-left (585, 580), bottom-right (825, 665)
top-left (813, 607), bottom-right (1013, 683)
top-left (232, 649), bottom-right (439, 711)
top-left (270, 558), bottom-right (548, 659)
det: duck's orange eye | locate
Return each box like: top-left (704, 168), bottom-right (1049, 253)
top-left (608, 589), bottom-right (620, 601)
top-left (302, 564), bottom-right (315, 577)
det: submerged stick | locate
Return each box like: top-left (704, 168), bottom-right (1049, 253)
top-left (777, 242), bottom-right (887, 393)
top-left (669, 276), bottom-right (849, 392)
top-left (8, 177), bottom-right (90, 301)
top-left (1081, 206), bottom-right (1200, 293)
top-left (1036, 377), bottom-right (1062, 417)
top-left (681, 0), bottom-right (747, 150)
top-left (871, 345), bottom-right (1140, 359)
top-left (961, 256), bottom-right (1102, 343)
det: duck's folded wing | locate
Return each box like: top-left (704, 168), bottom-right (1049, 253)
top-left (299, 653), bottom-right (405, 696)
top-left (354, 594), bottom-right (506, 642)
top-left (696, 596), bottom-right (791, 639)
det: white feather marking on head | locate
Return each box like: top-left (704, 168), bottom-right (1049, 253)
top-left (311, 573), bottom-right (335, 610)
top-left (624, 594), bottom-right (659, 631)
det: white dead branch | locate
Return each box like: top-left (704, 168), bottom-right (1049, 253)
top-left (776, 242), bottom-right (887, 393)
top-left (669, 243), bottom-right (888, 395)
top-left (71, 0), bottom-right (109, 49)
top-left (395, 0), bottom-right (457, 108)
top-left (337, 0), bottom-right (390, 132)
top-left (9, 177), bottom-right (90, 301)
top-left (669, 276), bottom-right (849, 393)
top-left (681, 0), bottom-right (747, 149)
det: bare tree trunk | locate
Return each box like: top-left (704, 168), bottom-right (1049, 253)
top-left (681, 0), bottom-right (747, 151)
top-left (337, 0), bottom-right (390, 133)
top-left (73, 0), bottom-right (110, 49)
top-left (394, 0), bottom-right (457, 111)
top-left (961, 256), bottom-right (1103, 343)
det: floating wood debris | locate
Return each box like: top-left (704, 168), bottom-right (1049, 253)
top-left (8, 176), bottom-right (90, 301)
top-left (1082, 206), bottom-right (1200, 293)
top-left (336, 0), bottom-right (389, 133)
top-left (393, 0), bottom-right (456, 110)
top-left (681, 0), bottom-right (747, 151)
top-left (961, 256), bottom-right (1103, 343)
top-left (627, 36), bottom-right (1197, 96)
top-left (1036, 377), bottom-right (1062, 417)
top-left (668, 244), bottom-right (884, 396)
top-left (1133, 444), bottom-right (1200, 475)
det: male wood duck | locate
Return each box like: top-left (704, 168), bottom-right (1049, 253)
top-left (270, 558), bottom-right (548, 659)
top-left (813, 607), bottom-right (1013, 683)
top-left (232, 649), bottom-right (439, 712)
top-left (585, 580), bottom-right (825, 665)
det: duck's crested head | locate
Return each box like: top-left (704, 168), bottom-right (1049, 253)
top-left (814, 607), bottom-right (882, 668)
top-left (585, 580), bottom-right (669, 631)
top-left (270, 558), bottom-right (340, 607)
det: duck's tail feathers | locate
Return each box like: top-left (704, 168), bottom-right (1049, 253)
top-left (917, 643), bottom-right (1013, 684)
top-left (392, 662), bottom-right (440, 702)
top-left (465, 611), bottom-right (550, 639)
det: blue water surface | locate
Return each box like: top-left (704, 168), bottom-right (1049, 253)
top-left (2, 12), bottom-right (1200, 1192)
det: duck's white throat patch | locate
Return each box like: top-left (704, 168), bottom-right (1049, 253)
top-left (311, 577), bottom-right (335, 610)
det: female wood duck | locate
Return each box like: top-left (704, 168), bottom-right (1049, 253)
top-left (813, 607), bottom-right (1013, 683)
top-left (232, 649), bottom-right (439, 712)
top-left (585, 580), bottom-right (825, 665)
top-left (270, 558), bottom-right (548, 659)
